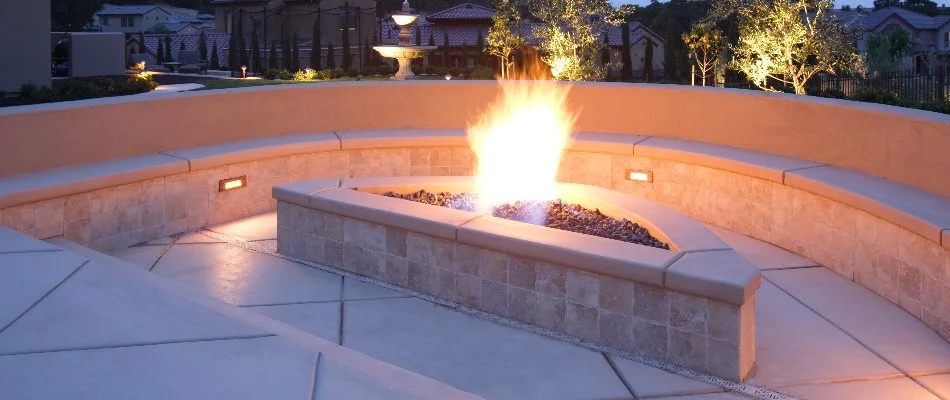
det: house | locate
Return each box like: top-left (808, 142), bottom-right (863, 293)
top-left (97, 5), bottom-right (173, 33)
top-left (378, 2), bottom-right (666, 76)
top-left (836, 7), bottom-right (950, 71)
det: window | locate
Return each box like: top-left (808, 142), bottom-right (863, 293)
top-left (120, 16), bottom-right (135, 27)
top-left (102, 16), bottom-right (109, 26)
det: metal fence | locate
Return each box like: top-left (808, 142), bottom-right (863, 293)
top-left (814, 68), bottom-right (949, 104)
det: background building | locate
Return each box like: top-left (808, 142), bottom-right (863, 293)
top-left (0, 0), bottom-right (50, 91)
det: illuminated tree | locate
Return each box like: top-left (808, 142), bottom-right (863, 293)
top-left (528, 0), bottom-right (629, 81)
top-left (682, 22), bottom-right (726, 86)
top-left (486, 0), bottom-right (525, 79)
top-left (709, 0), bottom-right (863, 94)
top-left (865, 28), bottom-right (911, 75)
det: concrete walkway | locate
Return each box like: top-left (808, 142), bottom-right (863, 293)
top-left (106, 212), bottom-right (950, 400)
top-left (3, 211), bottom-right (949, 399)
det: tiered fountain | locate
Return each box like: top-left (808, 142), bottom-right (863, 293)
top-left (373, 0), bottom-right (437, 80)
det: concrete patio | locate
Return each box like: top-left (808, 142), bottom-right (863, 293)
top-left (1, 210), bottom-right (942, 399)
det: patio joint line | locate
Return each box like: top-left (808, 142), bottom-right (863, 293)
top-left (760, 265), bottom-right (821, 272)
top-left (0, 249), bottom-right (64, 255)
top-left (309, 351), bottom-right (323, 400)
top-left (0, 259), bottom-right (89, 337)
top-left (238, 295), bottom-right (410, 308)
top-left (198, 228), bottom-right (800, 400)
top-left (0, 333), bottom-right (276, 357)
top-left (148, 234), bottom-right (179, 272)
top-left (603, 353), bottom-right (639, 399)
top-left (762, 274), bottom-right (947, 400)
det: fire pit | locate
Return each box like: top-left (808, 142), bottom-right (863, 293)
top-left (273, 78), bottom-right (759, 381)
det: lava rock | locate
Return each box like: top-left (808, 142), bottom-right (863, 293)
top-left (382, 190), bottom-right (670, 250)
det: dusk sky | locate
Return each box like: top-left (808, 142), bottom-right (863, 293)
top-left (609, 0), bottom-right (877, 8)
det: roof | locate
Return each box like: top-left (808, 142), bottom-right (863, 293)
top-left (425, 3), bottom-right (495, 21)
top-left (159, 22), bottom-right (200, 32)
top-left (97, 5), bottom-right (169, 16)
top-left (143, 32), bottom-right (230, 65)
top-left (835, 7), bottom-right (950, 31)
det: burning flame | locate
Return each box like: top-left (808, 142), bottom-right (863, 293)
top-left (466, 70), bottom-right (578, 225)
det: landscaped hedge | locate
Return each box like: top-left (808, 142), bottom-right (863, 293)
top-left (0, 74), bottom-right (158, 107)
top-left (812, 86), bottom-right (950, 115)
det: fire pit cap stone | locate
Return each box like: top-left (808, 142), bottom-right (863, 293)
top-left (310, 187), bottom-right (477, 240)
top-left (635, 137), bottom-right (822, 183)
top-left (273, 179), bottom-right (341, 207)
top-left (569, 131), bottom-right (650, 156)
top-left (341, 176), bottom-right (476, 193)
top-left (338, 129), bottom-right (467, 150)
top-left (665, 250), bottom-right (762, 305)
top-left (164, 132), bottom-right (340, 171)
top-left (457, 215), bottom-right (674, 287)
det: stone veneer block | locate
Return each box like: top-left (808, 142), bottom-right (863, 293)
top-left (569, 132), bottom-right (648, 155)
top-left (557, 183), bottom-right (730, 252)
top-left (338, 129), bottom-right (467, 150)
top-left (666, 250), bottom-right (761, 305)
top-left (162, 133), bottom-right (340, 171)
top-left (457, 215), bottom-right (674, 287)
top-left (309, 188), bottom-right (477, 240)
top-left (272, 179), bottom-right (341, 207)
top-left (635, 137), bottom-right (822, 183)
top-left (786, 165), bottom-right (950, 246)
top-left (0, 154), bottom-right (188, 209)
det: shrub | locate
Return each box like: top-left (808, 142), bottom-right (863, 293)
top-left (346, 67), bottom-right (360, 77)
top-left (263, 68), bottom-right (279, 80)
top-left (850, 87), bottom-right (901, 105)
top-left (124, 73), bottom-right (158, 93)
top-left (293, 68), bottom-right (318, 81)
top-left (813, 87), bottom-right (847, 99)
top-left (278, 69), bottom-right (292, 80)
top-left (423, 64), bottom-right (437, 75)
top-left (328, 68), bottom-right (345, 79)
top-left (469, 66), bottom-right (495, 80)
top-left (360, 66), bottom-right (378, 76)
top-left (314, 69), bottom-right (334, 80)
top-left (378, 63), bottom-right (394, 76)
top-left (94, 77), bottom-right (118, 94)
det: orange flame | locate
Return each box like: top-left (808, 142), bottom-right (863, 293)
top-left (466, 66), bottom-right (578, 224)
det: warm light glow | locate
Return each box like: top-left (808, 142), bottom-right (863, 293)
top-left (392, 14), bottom-right (418, 26)
top-left (625, 170), bottom-right (653, 182)
top-left (467, 71), bottom-right (577, 225)
top-left (219, 176), bottom-right (247, 192)
top-left (241, 65), bottom-right (247, 79)
top-left (445, 74), bottom-right (452, 80)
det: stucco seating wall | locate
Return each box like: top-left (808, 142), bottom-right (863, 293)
top-left (0, 97), bottom-right (948, 344)
top-left (273, 176), bottom-right (759, 381)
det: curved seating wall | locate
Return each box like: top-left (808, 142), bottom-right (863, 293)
top-left (0, 83), bottom-right (948, 343)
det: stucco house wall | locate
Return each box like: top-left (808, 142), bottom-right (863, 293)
top-left (0, 0), bottom-right (50, 92)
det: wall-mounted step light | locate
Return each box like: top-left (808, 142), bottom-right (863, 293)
top-left (219, 176), bottom-right (247, 192)
top-left (625, 169), bottom-right (653, 183)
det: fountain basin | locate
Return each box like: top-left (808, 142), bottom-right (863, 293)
top-left (373, 46), bottom-right (438, 80)
top-left (274, 176), bottom-right (759, 381)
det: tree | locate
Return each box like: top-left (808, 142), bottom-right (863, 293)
top-left (527, 0), bottom-right (620, 81)
top-left (663, 24), bottom-right (678, 80)
top-left (292, 33), bottom-right (301, 71)
top-left (341, 4), bottom-right (352, 70)
top-left (157, 40), bottom-right (166, 63)
top-left (268, 40), bottom-right (278, 69)
top-left (415, 25), bottom-right (423, 46)
top-left (311, 13), bottom-right (322, 70)
top-left (251, 26), bottom-right (262, 73)
top-left (51, 0), bottom-right (102, 31)
top-left (644, 38), bottom-right (655, 80)
top-left (620, 23), bottom-right (633, 80)
top-left (682, 22), bottom-right (726, 86)
top-left (210, 41), bottom-right (220, 69)
top-left (710, 0), bottom-right (863, 94)
top-left (164, 35), bottom-right (173, 62)
top-left (475, 30), bottom-right (486, 66)
top-left (486, 0), bottom-right (525, 79)
top-left (327, 43), bottom-right (337, 69)
top-left (363, 40), bottom-right (372, 68)
top-left (442, 31), bottom-right (451, 67)
top-left (281, 36), bottom-right (291, 69)
top-left (198, 29), bottom-right (209, 62)
top-left (865, 28), bottom-right (912, 75)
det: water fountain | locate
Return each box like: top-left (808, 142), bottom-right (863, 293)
top-left (373, 0), bottom-right (437, 80)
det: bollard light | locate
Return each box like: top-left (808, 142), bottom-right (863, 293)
top-left (241, 65), bottom-right (247, 79)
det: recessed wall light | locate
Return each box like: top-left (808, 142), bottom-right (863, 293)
top-left (219, 176), bottom-right (247, 192)
top-left (625, 169), bottom-right (653, 183)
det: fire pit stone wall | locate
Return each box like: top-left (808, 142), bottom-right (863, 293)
top-left (274, 176), bottom-right (760, 381)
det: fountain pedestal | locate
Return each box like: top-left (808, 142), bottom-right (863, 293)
top-left (373, 46), bottom-right (438, 80)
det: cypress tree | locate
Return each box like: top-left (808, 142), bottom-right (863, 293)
top-left (327, 43), bottom-right (336, 69)
top-left (475, 30), bottom-right (484, 66)
top-left (428, 31), bottom-right (435, 46)
top-left (363, 39), bottom-right (371, 68)
top-left (620, 22), bottom-right (632, 81)
top-left (281, 35), bottom-right (291, 69)
top-left (198, 29), bottom-right (208, 61)
top-left (341, 3), bottom-right (352, 69)
top-left (414, 25), bottom-right (421, 46)
top-left (311, 12), bottom-right (322, 70)
top-left (179, 40), bottom-right (185, 51)
top-left (268, 40), bottom-right (278, 69)
top-left (442, 31), bottom-right (450, 67)
top-left (164, 35), bottom-right (172, 61)
top-left (157, 40), bottom-right (166, 63)
top-left (460, 43), bottom-right (468, 68)
top-left (251, 25), bottom-right (262, 73)
top-left (210, 41), bottom-right (220, 69)
top-left (663, 24), bottom-right (676, 80)
top-left (643, 37), bottom-right (655, 81)
top-left (292, 33), bottom-right (300, 71)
